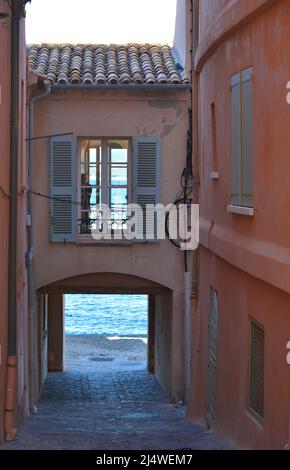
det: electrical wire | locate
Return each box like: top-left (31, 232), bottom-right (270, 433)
top-left (30, 190), bottom-right (83, 206)
top-left (165, 108), bottom-right (193, 255)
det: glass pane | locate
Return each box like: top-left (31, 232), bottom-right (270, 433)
top-left (109, 140), bottom-right (128, 163)
top-left (81, 164), bottom-right (100, 186)
top-left (81, 188), bottom-right (100, 210)
top-left (110, 165), bottom-right (128, 186)
top-left (81, 140), bottom-right (102, 164)
top-left (89, 148), bottom-right (97, 164)
top-left (110, 188), bottom-right (128, 228)
top-left (110, 188), bottom-right (128, 208)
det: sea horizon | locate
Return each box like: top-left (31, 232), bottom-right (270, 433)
top-left (65, 294), bottom-right (148, 337)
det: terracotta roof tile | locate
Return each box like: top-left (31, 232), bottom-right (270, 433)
top-left (27, 44), bottom-right (189, 86)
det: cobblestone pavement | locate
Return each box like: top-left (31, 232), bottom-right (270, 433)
top-left (0, 369), bottom-right (235, 450)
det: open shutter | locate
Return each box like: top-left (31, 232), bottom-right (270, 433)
top-left (241, 67), bottom-right (253, 207)
top-left (50, 135), bottom-right (77, 242)
top-left (208, 288), bottom-right (218, 425)
top-left (133, 137), bottom-right (161, 240)
top-left (231, 72), bottom-right (241, 206)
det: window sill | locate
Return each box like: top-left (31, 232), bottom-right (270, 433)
top-left (76, 236), bottom-right (160, 246)
top-left (209, 171), bottom-right (219, 180)
top-left (227, 205), bottom-right (254, 217)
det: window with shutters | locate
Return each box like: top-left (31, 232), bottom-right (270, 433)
top-left (49, 135), bottom-right (160, 242)
top-left (230, 67), bottom-right (253, 208)
top-left (249, 319), bottom-right (265, 422)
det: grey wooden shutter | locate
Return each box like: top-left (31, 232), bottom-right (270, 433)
top-left (50, 135), bottom-right (77, 242)
top-left (133, 137), bottom-right (161, 240)
top-left (231, 72), bottom-right (241, 206)
top-left (249, 320), bottom-right (265, 420)
top-left (208, 288), bottom-right (218, 424)
top-left (241, 67), bottom-right (253, 207)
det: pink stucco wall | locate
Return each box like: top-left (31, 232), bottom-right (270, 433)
top-left (0, 0), bottom-right (11, 441)
top-left (190, 0), bottom-right (290, 449)
top-left (0, 1), bottom-right (28, 440)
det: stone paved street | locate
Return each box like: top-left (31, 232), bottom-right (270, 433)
top-left (0, 368), bottom-right (235, 450)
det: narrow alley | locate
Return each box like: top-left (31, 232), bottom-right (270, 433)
top-left (1, 354), bottom-right (234, 451)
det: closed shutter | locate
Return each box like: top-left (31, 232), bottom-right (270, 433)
top-left (49, 135), bottom-right (77, 242)
top-left (249, 320), bottom-right (265, 420)
top-left (231, 72), bottom-right (241, 206)
top-left (208, 288), bottom-right (218, 424)
top-left (133, 137), bottom-right (161, 240)
top-left (242, 67), bottom-right (253, 207)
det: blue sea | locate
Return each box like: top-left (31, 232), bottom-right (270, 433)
top-left (65, 294), bottom-right (148, 337)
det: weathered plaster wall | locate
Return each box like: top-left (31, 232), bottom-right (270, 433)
top-left (0, 2), bottom-right (28, 439)
top-left (0, 0), bottom-right (10, 441)
top-left (32, 88), bottom-right (189, 400)
top-left (48, 294), bottom-right (64, 373)
top-left (190, 0), bottom-right (290, 449)
top-left (17, 14), bottom-right (29, 427)
top-left (155, 294), bottom-right (173, 398)
top-left (191, 247), bottom-right (290, 450)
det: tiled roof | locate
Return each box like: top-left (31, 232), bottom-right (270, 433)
top-left (27, 44), bottom-right (189, 86)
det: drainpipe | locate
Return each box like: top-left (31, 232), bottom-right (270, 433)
top-left (27, 81), bottom-right (51, 413)
top-left (4, 1), bottom-right (21, 441)
top-left (191, 0), bottom-right (199, 295)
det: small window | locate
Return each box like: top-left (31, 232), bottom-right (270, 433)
top-left (231, 67), bottom-right (253, 208)
top-left (210, 102), bottom-right (218, 172)
top-left (208, 288), bottom-right (218, 425)
top-left (249, 319), bottom-right (265, 421)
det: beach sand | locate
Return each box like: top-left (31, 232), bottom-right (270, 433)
top-left (65, 334), bottom-right (148, 373)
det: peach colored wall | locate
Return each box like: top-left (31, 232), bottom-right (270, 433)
top-left (190, 0), bottom-right (290, 449)
top-left (0, 0), bottom-right (10, 441)
top-left (32, 88), bottom-right (189, 400)
top-left (0, 2), bottom-right (28, 439)
top-left (191, 247), bottom-right (290, 450)
top-left (17, 17), bottom-right (29, 425)
top-left (198, 0), bottom-right (230, 39)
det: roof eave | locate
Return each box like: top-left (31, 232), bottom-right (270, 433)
top-left (50, 83), bottom-right (191, 91)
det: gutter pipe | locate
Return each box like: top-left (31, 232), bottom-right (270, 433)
top-left (5, 2), bottom-right (20, 441)
top-left (27, 81), bottom-right (51, 413)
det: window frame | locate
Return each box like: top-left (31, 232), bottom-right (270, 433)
top-left (229, 66), bottom-right (254, 210)
top-left (77, 137), bottom-right (132, 239)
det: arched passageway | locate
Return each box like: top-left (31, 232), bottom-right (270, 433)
top-left (34, 272), bottom-right (184, 405)
top-left (1, 273), bottom-right (233, 451)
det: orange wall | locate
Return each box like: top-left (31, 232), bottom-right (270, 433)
top-left (198, 0), bottom-right (230, 39)
top-left (190, 0), bottom-right (290, 449)
top-left (0, 0), bottom-right (11, 441)
top-left (17, 17), bottom-right (29, 425)
top-left (0, 2), bottom-right (28, 440)
top-left (192, 247), bottom-right (290, 449)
